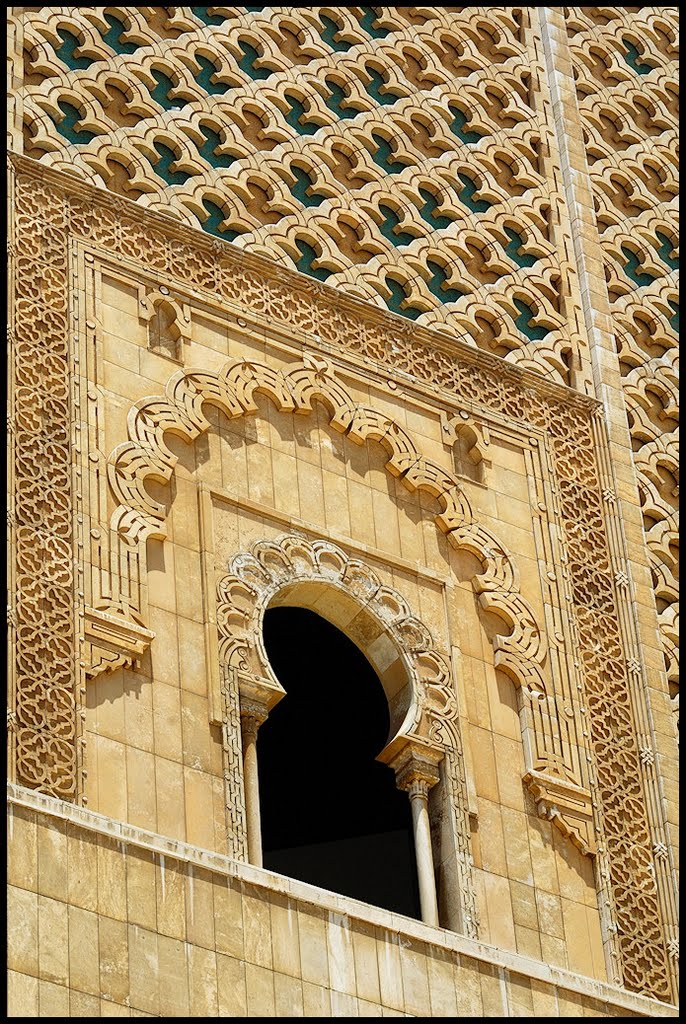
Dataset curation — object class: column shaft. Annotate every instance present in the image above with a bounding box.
[409,786,439,928]
[241,717,263,867]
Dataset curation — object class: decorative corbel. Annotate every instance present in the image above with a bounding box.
[523,769,596,856]
[84,606,155,678]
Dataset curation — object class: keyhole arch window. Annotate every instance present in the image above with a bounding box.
[216,533,475,933]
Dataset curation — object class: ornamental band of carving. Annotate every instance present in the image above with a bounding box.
[8,156,673,1001]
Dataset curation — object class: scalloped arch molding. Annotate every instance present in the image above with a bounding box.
[101,352,595,854]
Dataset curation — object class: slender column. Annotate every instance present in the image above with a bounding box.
[240,708,266,867]
[236,673,286,867]
[406,778,439,928]
[379,736,443,928]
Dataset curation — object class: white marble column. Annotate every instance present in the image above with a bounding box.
[379,736,443,928]
[236,672,286,867]
[240,708,266,867]
[407,778,439,927]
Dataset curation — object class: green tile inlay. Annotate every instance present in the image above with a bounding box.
[195,55,232,96]
[385,277,422,319]
[150,69,186,110]
[448,104,483,144]
[202,198,239,239]
[295,239,331,281]
[621,245,659,287]
[191,7,226,26]
[457,172,492,213]
[514,298,548,340]
[372,133,408,174]
[365,67,402,105]
[621,37,654,75]
[357,7,390,39]
[426,260,467,303]
[237,39,272,80]
[377,204,414,246]
[319,14,352,52]
[324,79,363,119]
[668,300,679,333]
[284,95,320,135]
[418,187,454,230]
[54,28,93,71]
[290,166,326,207]
[101,13,138,54]
[504,227,537,268]
[197,125,236,169]
[656,231,679,271]
[153,142,192,185]
[54,100,97,145]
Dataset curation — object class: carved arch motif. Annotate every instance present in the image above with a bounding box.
[215,531,478,935]
[101,353,593,853]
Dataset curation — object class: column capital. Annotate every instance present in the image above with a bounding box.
[377,735,443,794]
[236,670,285,724]
[240,701,268,739]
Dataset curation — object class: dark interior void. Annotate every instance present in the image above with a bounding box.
[259,606,421,919]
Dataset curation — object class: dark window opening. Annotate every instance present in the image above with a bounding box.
[259,605,421,919]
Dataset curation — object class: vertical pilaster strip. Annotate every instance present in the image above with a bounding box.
[221,666,249,861]
[11,168,80,801]
[7,141,18,783]
[538,7,678,1002]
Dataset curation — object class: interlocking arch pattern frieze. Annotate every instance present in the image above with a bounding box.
[215,532,478,934]
[13,5,591,387]
[566,6,679,727]
[8,158,672,1001]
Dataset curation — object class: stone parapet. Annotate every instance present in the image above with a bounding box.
[7,784,679,1018]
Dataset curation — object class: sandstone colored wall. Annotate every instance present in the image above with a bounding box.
[7,5,678,1014]
[7,788,676,1018]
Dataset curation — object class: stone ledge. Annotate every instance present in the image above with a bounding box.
[7,783,679,1018]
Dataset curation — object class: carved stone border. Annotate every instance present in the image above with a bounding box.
[102,350,600,853]
[8,155,672,1000]
[215,531,478,935]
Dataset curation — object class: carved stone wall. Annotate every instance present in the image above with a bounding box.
[6,5,678,1013]
[11,6,591,387]
[564,7,679,720]
[8,155,676,1001]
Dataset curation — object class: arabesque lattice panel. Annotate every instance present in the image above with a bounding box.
[565,5,679,723]
[15,5,590,385]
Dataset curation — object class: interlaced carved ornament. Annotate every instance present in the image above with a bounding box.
[13,5,590,386]
[8,153,672,1000]
[566,6,679,726]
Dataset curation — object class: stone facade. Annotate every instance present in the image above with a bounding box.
[7,6,678,1018]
